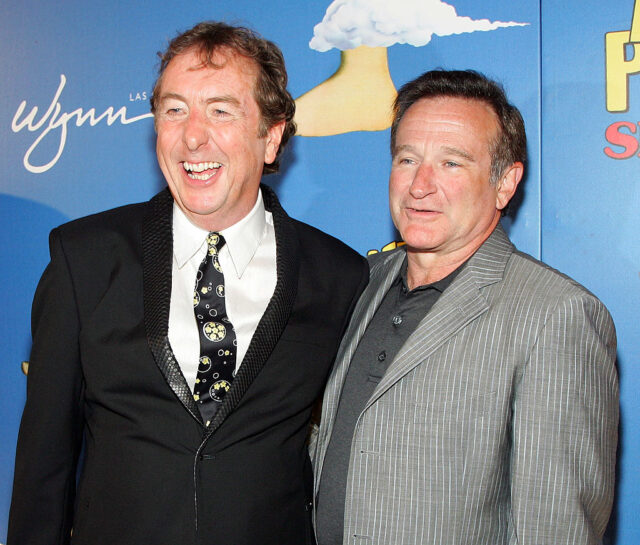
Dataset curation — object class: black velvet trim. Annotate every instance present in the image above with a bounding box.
[142,189,203,424]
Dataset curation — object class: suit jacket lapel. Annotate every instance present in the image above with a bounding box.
[314,248,404,482]
[323,249,404,417]
[206,184,300,433]
[364,224,514,410]
[143,186,300,432]
[142,189,203,424]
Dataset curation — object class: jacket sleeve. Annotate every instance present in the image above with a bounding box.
[8,228,85,545]
[509,292,618,544]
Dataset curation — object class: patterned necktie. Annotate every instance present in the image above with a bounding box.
[193,232,237,425]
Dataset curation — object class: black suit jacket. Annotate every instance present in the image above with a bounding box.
[8,186,368,545]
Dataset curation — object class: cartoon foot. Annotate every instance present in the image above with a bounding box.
[295,46,397,136]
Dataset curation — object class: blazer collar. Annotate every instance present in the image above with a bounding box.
[142,185,299,432]
[314,245,405,482]
[314,226,516,492]
[142,189,202,422]
[365,224,514,409]
[317,225,514,455]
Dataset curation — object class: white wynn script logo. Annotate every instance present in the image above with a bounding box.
[11,74,153,174]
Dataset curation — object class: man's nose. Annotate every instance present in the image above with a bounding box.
[183,111,209,151]
[409,163,436,198]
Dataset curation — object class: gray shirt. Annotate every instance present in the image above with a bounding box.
[316,258,461,545]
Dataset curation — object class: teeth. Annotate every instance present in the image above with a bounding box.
[183,161,222,172]
[189,172,214,181]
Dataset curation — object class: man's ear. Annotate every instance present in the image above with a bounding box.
[495,162,524,211]
[264,120,286,165]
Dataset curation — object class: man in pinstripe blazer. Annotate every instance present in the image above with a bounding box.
[313,70,618,545]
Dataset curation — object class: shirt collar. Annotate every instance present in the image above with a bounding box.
[172,188,267,278]
[399,254,465,294]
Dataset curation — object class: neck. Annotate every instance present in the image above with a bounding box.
[406,254,464,290]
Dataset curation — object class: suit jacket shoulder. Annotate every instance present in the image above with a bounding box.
[54,197,149,240]
[488,228,614,331]
[292,218,368,277]
[43,192,167,320]
[508,246,604,300]
[261,183,368,321]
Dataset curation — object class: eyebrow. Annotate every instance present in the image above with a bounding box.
[158,93,241,108]
[392,144,417,157]
[392,144,475,162]
[157,92,186,103]
[206,95,241,106]
[441,146,475,162]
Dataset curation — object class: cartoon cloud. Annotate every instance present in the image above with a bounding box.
[295,0,528,136]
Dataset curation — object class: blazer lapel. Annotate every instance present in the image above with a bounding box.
[364,224,515,410]
[206,184,300,434]
[313,248,405,482]
[323,249,404,418]
[142,189,203,424]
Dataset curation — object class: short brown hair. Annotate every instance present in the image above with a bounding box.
[151,21,296,175]
[391,70,526,184]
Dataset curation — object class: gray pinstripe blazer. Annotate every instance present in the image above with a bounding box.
[312,224,618,545]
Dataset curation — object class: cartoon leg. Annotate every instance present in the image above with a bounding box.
[295,46,397,136]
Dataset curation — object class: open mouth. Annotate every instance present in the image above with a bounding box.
[183,161,223,180]
[406,207,441,218]
[409,207,437,213]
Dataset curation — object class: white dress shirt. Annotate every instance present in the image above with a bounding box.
[168,189,277,391]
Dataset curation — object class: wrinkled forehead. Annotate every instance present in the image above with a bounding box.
[188,45,258,77]
[399,96,500,143]
[158,46,260,96]
[410,95,498,123]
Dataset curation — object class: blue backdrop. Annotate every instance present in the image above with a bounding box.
[0,1,636,543]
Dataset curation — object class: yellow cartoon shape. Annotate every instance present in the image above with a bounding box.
[367,240,406,256]
[296,46,396,136]
[295,0,527,136]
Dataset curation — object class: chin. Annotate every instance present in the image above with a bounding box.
[399,228,441,250]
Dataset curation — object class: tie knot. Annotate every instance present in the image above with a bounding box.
[206,232,225,255]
